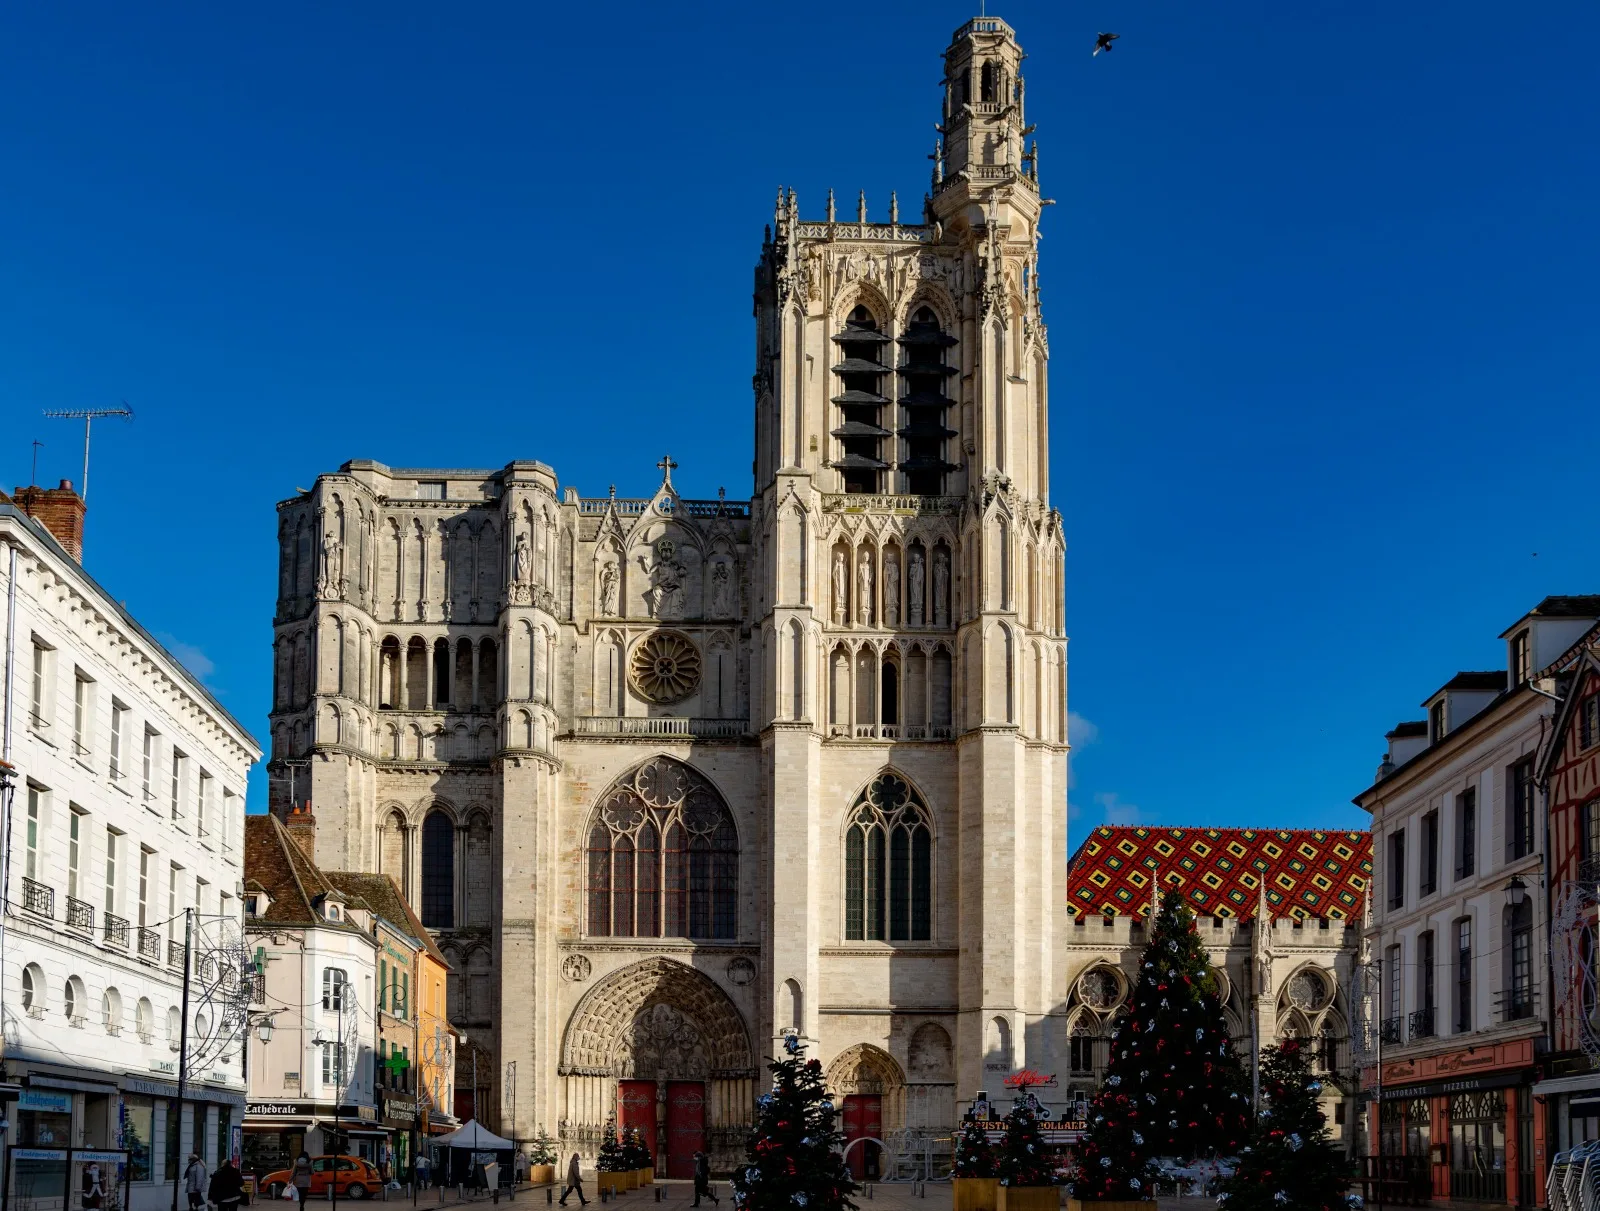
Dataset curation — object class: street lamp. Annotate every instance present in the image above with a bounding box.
[1507,875,1529,908]
[255,1017,276,1045]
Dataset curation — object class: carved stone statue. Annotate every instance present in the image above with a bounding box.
[907,549,925,627]
[317,531,341,598]
[856,551,874,626]
[598,561,619,616]
[710,558,733,617]
[883,554,900,628]
[832,550,848,624]
[638,539,687,621]
[514,533,531,584]
[932,550,949,628]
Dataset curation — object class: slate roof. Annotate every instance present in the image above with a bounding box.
[325,871,451,968]
[1067,826,1373,922]
[1436,670,1508,695]
[243,814,365,937]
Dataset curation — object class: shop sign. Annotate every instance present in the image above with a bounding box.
[149,1060,177,1076]
[19,1091,73,1114]
[11,1149,68,1161]
[74,1152,127,1166]
[1378,1069,1530,1101]
[248,1102,310,1117]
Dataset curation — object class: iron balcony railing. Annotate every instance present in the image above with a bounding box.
[103,913,129,946]
[66,896,95,932]
[168,939,185,969]
[1496,986,1538,1023]
[21,877,54,918]
[1409,1006,1436,1040]
[1581,855,1600,885]
[137,927,161,962]
[1379,1017,1404,1045]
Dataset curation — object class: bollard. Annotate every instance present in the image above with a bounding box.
[546,1192,553,1205]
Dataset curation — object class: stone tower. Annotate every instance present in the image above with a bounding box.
[266,14,1067,1174]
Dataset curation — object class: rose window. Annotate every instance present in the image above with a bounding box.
[630,630,702,704]
[1077,968,1120,1011]
[1288,970,1328,1011]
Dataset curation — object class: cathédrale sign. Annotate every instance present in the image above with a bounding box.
[247,1102,375,1119]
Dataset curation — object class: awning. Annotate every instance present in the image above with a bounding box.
[431,1120,514,1150]
[1533,1073,1600,1098]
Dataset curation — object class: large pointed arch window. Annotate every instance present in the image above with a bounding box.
[845,772,932,941]
[585,757,737,940]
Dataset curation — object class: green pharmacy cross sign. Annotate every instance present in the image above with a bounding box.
[385,1051,410,1080]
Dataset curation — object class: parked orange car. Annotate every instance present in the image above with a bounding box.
[259,1156,382,1200]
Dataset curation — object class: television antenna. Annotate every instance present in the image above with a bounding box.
[40,403,134,502]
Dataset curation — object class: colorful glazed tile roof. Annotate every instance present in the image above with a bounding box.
[1067,827,1373,921]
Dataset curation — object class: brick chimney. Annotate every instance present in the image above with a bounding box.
[284,801,318,863]
[13,480,86,562]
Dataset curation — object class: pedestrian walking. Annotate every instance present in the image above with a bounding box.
[291,1153,313,1202]
[558,1154,588,1207]
[184,1154,209,1211]
[414,1154,432,1190]
[209,1158,245,1211]
[692,1152,718,1208]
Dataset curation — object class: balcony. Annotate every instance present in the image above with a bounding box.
[573,716,747,739]
[1581,855,1600,885]
[1408,1006,1436,1041]
[103,914,129,946]
[1496,987,1538,1023]
[168,939,186,969]
[137,927,161,962]
[66,897,95,932]
[22,877,54,918]
[1379,1017,1404,1045]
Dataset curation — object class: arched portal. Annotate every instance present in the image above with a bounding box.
[825,1044,907,1181]
[560,958,755,1180]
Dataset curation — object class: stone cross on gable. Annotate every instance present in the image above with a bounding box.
[657,455,677,487]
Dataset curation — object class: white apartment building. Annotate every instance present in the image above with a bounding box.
[241,810,380,1182]
[0,488,260,1211]
[1355,595,1600,1209]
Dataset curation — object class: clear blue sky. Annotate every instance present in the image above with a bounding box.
[3,1,1597,837]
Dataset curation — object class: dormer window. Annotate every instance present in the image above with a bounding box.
[326,902,341,922]
[1511,630,1531,685]
[244,895,259,918]
[1581,693,1600,751]
[1430,700,1446,745]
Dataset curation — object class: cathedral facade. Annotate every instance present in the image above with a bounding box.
[267,16,1068,1176]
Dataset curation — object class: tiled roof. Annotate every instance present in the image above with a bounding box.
[243,814,363,936]
[325,871,451,968]
[1067,826,1373,922]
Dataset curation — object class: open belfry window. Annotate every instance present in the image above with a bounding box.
[831,305,893,494]
[898,306,959,495]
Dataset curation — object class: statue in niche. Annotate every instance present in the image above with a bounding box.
[856,551,874,626]
[933,550,950,628]
[598,560,619,616]
[710,558,734,618]
[832,550,848,624]
[638,538,687,621]
[883,554,900,628]
[907,549,925,628]
[317,530,341,599]
[514,532,531,584]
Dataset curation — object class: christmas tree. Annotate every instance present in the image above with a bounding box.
[622,1127,651,1171]
[951,1116,998,1178]
[528,1127,557,1166]
[596,1119,626,1173]
[1217,1039,1353,1211]
[732,1035,858,1211]
[1071,893,1250,1200]
[996,1093,1061,1188]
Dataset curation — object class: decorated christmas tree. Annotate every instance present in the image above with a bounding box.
[1070,892,1250,1201]
[732,1035,858,1211]
[1216,1039,1353,1211]
[622,1126,651,1171]
[596,1119,626,1173]
[528,1127,558,1166]
[951,1115,999,1178]
[996,1093,1061,1188]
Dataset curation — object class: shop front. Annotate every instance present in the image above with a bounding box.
[1532,1071,1600,1159]
[381,1093,418,1183]
[242,1101,382,1185]
[1365,1038,1542,1207]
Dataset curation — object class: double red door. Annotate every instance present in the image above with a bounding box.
[618,1080,657,1165]
[665,1082,706,1180]
[841,1095,882,1179]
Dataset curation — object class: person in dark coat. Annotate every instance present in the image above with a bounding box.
[209,1160,245,1211]
[558,1154,588,1207]
[692,1152,718,1208]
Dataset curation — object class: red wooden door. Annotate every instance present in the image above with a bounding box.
[841,1095,882,1179]
[665,1082,706,1180]
[618,1080,657,1167]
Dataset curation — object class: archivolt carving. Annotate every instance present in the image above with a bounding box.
[825,1043,904,1096]
[560,957,752,1078]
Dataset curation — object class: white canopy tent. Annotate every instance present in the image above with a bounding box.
[431,1120,515,1151]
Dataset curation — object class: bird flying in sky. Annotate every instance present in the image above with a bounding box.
[1094,32,1120,56]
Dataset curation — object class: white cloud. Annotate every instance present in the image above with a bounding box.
[1067,711,1099,748]
[1094,791,1142,826]
[156,633,216,682]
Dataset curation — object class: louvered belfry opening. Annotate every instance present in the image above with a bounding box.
[898,306,959,496]
[831,305,893,494]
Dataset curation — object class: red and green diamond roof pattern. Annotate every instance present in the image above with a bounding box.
[1067,826,1373,921]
